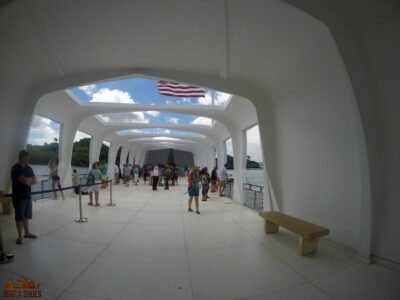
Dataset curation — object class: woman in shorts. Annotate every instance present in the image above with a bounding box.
[187,166,200,214]
[48,159,65,200]
[87,162,103,207]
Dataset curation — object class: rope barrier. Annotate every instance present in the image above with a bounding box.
[3,180,113,198]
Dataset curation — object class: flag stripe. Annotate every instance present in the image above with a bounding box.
[158,81,205,97]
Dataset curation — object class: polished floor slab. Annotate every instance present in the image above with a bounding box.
[0,179,399,299]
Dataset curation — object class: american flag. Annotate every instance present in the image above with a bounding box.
[157,81,205,98]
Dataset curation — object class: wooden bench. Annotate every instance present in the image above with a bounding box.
[259,211,329,256]
[0,191,13,215]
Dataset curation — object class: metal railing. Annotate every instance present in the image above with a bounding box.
[223,180,264,212]
[30,174,88,201]
[243,183,264,212]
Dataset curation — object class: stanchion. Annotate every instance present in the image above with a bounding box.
[0,227,14,264]
[107,181,115,206]
[75,185,88,223]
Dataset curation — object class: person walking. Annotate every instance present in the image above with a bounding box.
[219,164,228,196]
[100,161,108,189]
[48,159,65,200]
[87,162,102,207]
[200,167,210,201]
[152,164,159,190]
[72,169,81,195]
[123,164,130,187]
[133,165,139,185]
[164,165,170,190]
[11,150,38,244]
[210,167,218,192]
[187,166,200,214]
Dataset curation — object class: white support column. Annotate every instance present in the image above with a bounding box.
[107,142,120,183]
[89,135,103,167]
[120,146,128,169]
[58,122,80,190]
[216,141,224,170]
[128,149,134,165]
[231,129,246,204]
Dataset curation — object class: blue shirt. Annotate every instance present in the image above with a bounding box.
[219,167,227,181]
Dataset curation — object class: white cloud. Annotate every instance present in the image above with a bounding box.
[78,84,97,95]
[198,91,231,106]
[165,100,174,105]
[98,112,149,123]
[182,98,191,103]
[165,116,179,124]
[74,131,91,142]
[28,115,60,145]
[90,88,149,123]
[190,116,213,126]
[146,111,160,117]
[246,125,263,162]
[90,88,134,104]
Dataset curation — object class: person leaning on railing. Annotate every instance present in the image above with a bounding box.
[11,150,38,245]
[48,159,65,200]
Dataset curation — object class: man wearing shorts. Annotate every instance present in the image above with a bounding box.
[219,164,228,196]
[11,150,37,244]
[187,166,200,214]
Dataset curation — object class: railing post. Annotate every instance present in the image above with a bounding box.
[75,185,88,223]
[107,180,115,206]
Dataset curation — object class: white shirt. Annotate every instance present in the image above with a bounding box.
[153,167,159,176]
[114,165,119,173]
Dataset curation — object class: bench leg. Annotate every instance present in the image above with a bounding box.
[264,219,279,234]
[299,236,320,256]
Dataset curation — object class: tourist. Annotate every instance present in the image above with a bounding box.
[164,165,170,190]
[133,164,139,185]
[87,162,102,206]
[123,164,130,187]
[152,164,159,190]
[48,159,65,200]
[219,163,228,196]
[72,169,81,195]
[11,150,38,244]
[101,160,108,189]
[210,167,218,192]
[143,166,147,183]
[187,166,201,214]
[200,167,210,201]
[114,164,120,184]
[205,168,211,199]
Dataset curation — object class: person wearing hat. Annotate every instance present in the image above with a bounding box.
[187,166,201,214]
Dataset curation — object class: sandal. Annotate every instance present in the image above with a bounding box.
[188,208,193,212]
[88,202,93,206]
[196,211,200,215]
[95,203,100,207]
[16,238,23,245]
[24,233,37,239]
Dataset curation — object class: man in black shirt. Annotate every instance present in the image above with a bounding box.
[11,150,37,244]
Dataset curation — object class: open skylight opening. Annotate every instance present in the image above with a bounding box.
[70,78,232,108]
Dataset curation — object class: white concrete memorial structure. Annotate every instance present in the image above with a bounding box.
[0,0,399,299]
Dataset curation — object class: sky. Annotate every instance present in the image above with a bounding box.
[27,78,263,163]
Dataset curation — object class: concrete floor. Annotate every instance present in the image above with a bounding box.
[0,180,399,300]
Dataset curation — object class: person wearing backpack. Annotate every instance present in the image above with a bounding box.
[87,162,103,207]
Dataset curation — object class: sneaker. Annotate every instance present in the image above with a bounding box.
[88,202,93,206]
[188,208,193,212]
[196,211,200,215]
